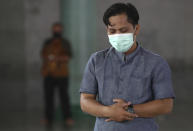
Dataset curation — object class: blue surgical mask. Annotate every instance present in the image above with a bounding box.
[108,33,135,53]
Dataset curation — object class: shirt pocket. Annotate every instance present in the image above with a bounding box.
[125,76,148,100]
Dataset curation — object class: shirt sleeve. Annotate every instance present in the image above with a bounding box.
[79,53,98,94]
[152,58,176,100]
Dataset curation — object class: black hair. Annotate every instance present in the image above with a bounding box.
[103,3,139,27]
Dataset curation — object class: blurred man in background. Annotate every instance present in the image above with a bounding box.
[41,23,73,127]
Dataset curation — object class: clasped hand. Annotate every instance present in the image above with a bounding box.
[105,99,138,122]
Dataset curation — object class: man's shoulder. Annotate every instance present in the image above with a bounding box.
[43,38,54,46]
[90,48,111,60]
[140,47,168,65]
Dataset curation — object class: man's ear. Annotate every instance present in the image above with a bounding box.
[106,26,108,31]
[134,24,140,36]
[106,26,110,35]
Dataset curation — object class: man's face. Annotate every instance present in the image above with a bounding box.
[52,25,63,34]
[107,13,139,35]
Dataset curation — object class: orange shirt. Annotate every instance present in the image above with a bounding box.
[41,37,72,77]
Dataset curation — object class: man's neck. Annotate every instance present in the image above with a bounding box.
[124,41,137,55]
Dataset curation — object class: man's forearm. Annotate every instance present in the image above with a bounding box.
[80,94,109,118]
[133,98,173,118]
[80,94,138,122]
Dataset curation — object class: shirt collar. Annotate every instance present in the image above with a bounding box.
[112,42,141,63]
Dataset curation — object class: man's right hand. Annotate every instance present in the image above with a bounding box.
[106,99,138,122]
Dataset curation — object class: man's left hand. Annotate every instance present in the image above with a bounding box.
[105,99,138,122]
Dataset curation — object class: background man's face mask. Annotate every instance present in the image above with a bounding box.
[108,33,135,53]
[53,32,62,38]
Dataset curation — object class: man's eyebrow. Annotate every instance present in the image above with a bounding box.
[108,28,116,30]
[119,27,129,30]
[108,27,128,30]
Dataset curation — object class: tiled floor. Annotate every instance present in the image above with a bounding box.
[0,101,193,131]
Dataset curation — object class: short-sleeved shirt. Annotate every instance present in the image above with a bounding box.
[80,43,175,131]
